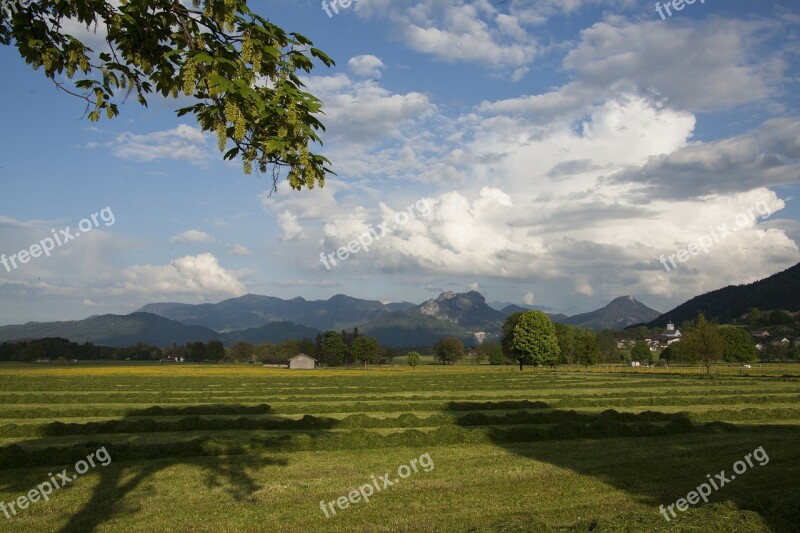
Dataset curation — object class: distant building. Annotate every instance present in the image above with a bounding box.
[34,358,50,364]
[750,331,771,339]
[288,354,317,370]
[660,322,682,346]
[166,355,185,363]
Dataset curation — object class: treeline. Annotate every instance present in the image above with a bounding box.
[221,329,389,365]
[0,338,158,362]
[473,324,620,367]
[0,333,419,366]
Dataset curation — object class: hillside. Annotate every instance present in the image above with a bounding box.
[649,262,800,327]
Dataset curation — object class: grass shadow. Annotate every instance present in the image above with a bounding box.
[447,401,800,532]
[0,403,339,532]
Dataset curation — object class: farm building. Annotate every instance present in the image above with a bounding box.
[288,354,317,369]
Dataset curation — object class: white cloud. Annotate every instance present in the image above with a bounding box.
[228,244,252,256]
[114,253,245,300]
[170,229,212,243]
[523,292,535,305]
[277,211,305,241]
[110,125,212,165]
[355,0,537,74]
[563,18,784,112]
[348,55,385,78]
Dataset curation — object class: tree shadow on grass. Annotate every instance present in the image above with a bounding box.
[446,401,800,532]
[0,404,340,532]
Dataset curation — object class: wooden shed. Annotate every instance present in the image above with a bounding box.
[288,354,317,370]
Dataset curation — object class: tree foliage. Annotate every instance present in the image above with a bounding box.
[502,311,560,370]
[1,0,335,190]
[554,324,601,366]
[406,351,421,369]
[677,313,725,372]
[351,335,380,364]
[630,340,651,362]
[433,337,464,365]
[719,327,758,363]
[478,341,505,365]
[317,330,347,366]
[227,341,255,362]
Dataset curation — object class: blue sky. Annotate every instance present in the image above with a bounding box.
[1,0,800,325]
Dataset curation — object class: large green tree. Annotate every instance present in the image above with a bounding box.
[502,311,560,371]
[1,0,334,190]
[433,337,464,365]
[679,313,725,373]
[720,327,758,363]
[351,336,380,365]
[319,330,347,366]
[207,340,225,361]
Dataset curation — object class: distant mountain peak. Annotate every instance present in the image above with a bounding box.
[417,291,502,329]
[563,296,661,330]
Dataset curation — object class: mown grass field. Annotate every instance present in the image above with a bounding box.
[0,363,798,532]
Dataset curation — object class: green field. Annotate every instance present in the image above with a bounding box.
[0,364,798,532]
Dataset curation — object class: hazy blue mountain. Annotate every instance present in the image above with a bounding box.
[138,293,402,332]
[563,296,661,330]
[0,313,221,347]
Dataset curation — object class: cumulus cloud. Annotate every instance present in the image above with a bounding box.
[348,55,385,78]
[170,229,212,243]
[306,74,436,145]
[277,211,305,241]
[114,253,245,300]
[355,0,537,75]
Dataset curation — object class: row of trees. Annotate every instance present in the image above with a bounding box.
[423,311,567,370]
[661,314,799,369]
[0,338,163,362]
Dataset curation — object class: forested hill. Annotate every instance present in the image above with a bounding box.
[649,262,800,326]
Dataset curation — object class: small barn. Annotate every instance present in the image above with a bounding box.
[288,354,317,370]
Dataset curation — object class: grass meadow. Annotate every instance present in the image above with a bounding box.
[0,363,798,532]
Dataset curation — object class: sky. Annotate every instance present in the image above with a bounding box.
[1,0,800,325]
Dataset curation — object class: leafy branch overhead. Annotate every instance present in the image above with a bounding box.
[0,0,335,190]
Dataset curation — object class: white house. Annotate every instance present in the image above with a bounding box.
[660,322,682,346]
[288,354,317,370]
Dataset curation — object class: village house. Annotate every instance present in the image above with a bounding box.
[660,322,682,346]
[263,354,318,369]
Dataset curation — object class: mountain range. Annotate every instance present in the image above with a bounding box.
[2,262,796,348]
[0,291,660,348]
